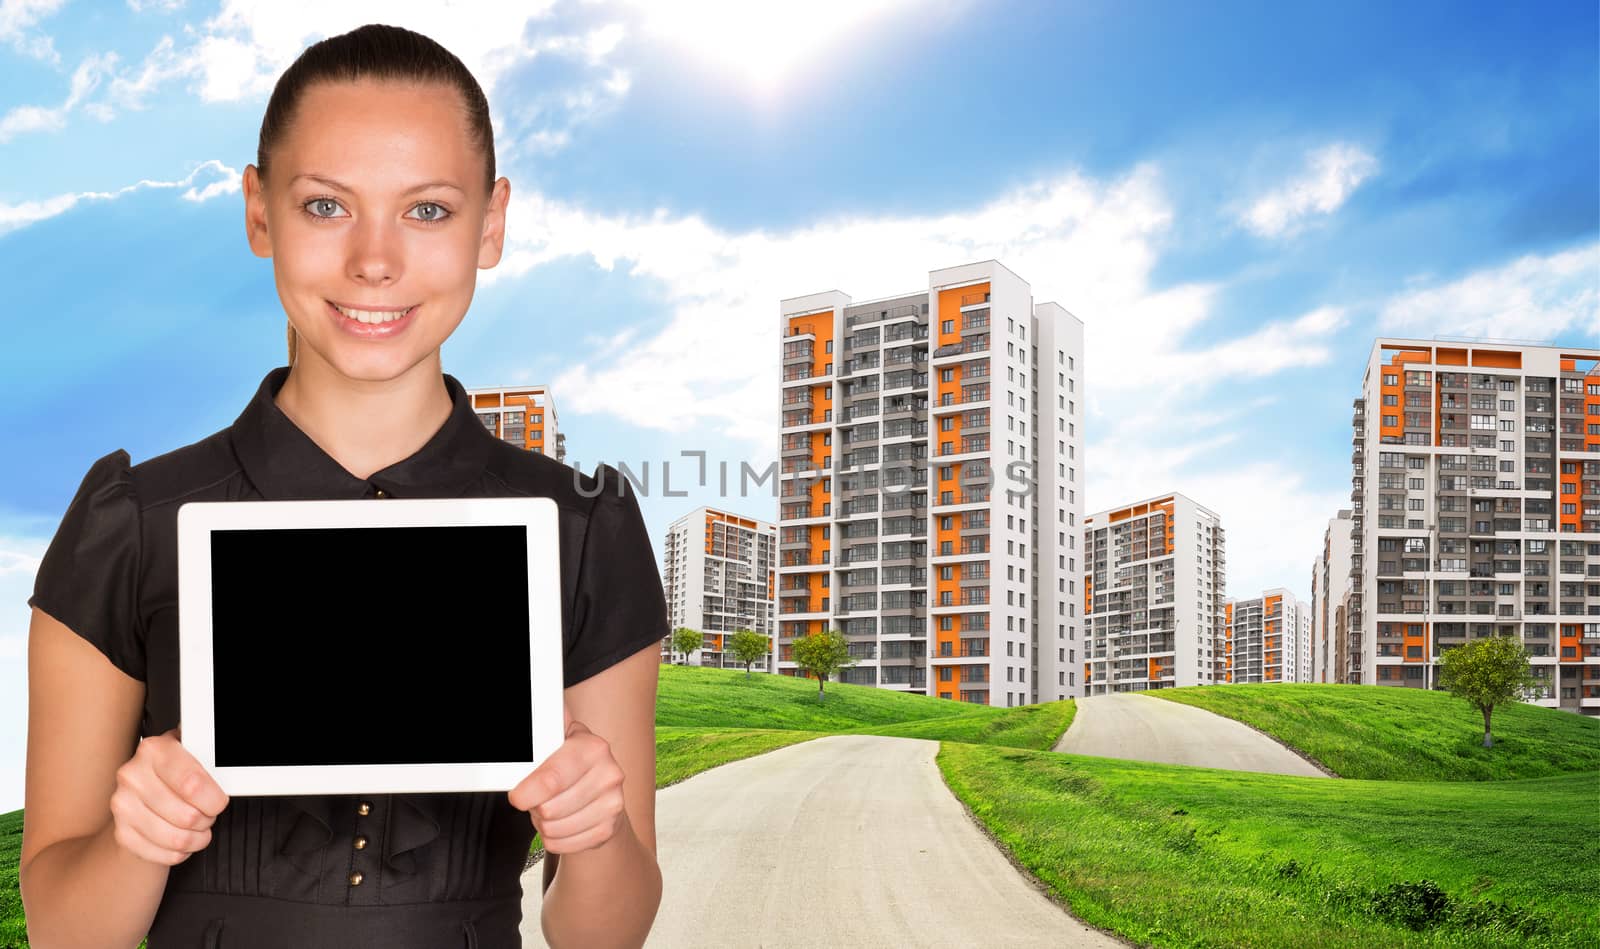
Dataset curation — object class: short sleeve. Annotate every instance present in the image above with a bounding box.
[564,463,669,688]
[27,449,146,682]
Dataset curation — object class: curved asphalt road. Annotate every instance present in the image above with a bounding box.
[1054,693,1329,777]
[519,733,1122,948]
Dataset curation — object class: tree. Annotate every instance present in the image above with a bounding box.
[671,626,704,666]
[728,629,770,678]
[790,628,856,701]
[1437,635,1540,748]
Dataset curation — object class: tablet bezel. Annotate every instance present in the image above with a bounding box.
[177,496,564,795]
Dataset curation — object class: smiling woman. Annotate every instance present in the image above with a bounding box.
[19,22,665,949]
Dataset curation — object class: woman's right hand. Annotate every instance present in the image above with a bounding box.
[108,725,230,865]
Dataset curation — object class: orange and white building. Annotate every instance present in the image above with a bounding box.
[1082,493,1226,693]
[1347,338,1600,714]
[1223,588,1311,683]
[466,383,565,462]
[662,506,777,671]
[777,260,1086,706]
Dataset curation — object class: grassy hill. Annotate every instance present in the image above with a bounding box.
[1148,684,1600,781]
[941,745,1596,947]
[658,664,1075,751]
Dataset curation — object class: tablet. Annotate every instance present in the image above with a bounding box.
[176,496,564,796]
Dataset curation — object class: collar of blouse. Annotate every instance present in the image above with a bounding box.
[229,366,495,500]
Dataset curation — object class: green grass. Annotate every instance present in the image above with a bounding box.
[0,810,21,949]
[839,697,1075,749]
[655,663,1013,731]
[939,742,1599,948]
[10,669,1596,949]
[1148,684,1600,781]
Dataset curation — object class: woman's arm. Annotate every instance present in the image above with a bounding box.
[19,606,167,947]
[516,641,662,949]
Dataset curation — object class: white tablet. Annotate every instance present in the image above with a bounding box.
[176,496,564,796]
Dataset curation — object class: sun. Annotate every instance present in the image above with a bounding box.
[620,0,925,99]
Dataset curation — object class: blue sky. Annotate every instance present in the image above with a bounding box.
[1,0,1596,811]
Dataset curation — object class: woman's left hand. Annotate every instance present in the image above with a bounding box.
[508,703,631,854]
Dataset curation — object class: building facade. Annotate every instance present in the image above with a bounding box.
[1082,493,1226,693]
[777,260,1086,706]
[1348,339,1600,714]
[466,383,565,463]
[1224,588,1311,683]
[662,507,777,671]
[1311,510,1355,683]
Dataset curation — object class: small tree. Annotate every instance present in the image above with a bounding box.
[729,629,770,678]
[671,626,704,666]
[1437,635,1540,748]
[790,627,856,701]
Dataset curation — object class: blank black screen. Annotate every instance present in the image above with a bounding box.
[209,525,534,767]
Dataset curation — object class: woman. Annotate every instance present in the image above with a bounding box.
[18,23,665,949]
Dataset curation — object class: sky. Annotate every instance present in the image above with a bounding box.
[1,0,1596,812]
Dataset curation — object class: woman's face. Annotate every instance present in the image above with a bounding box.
[243,78,509,382]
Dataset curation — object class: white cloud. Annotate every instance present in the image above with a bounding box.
[0,159,239,237]
[0,0,65,62]
[0,51,119,143]
[1379,241,1600,342]
[1240,143,1378,238]
[4,3,628,157]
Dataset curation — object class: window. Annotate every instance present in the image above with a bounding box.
[941,319,954,333]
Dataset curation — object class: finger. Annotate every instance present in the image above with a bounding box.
[541,817,620,855]
[535,785,624,842]
[110,816,194,866]
[148,739,230,817]
[120,760,214,832]
[111,786,212,858]
[530,756,618,825]
[509,754,571,813]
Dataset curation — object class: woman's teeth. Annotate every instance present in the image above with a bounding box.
[334,303,414,323]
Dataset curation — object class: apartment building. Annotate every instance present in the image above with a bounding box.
[1347,339,1600,714]
[466,383,565,462]
[1082,493,1227,693]
[662,507,777,670]
[777,260,1086,706]
[1224,588,1311,683]
[1311,510,1355,683]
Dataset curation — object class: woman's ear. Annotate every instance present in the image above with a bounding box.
[243,164,273,259]
[477,176,510,269]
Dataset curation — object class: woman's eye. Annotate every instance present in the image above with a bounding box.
[409,202,451,224]
[303,198,345,219]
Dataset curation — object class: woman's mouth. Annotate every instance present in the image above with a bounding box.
[326,300,418,338]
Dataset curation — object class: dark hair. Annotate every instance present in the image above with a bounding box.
[257,23,496,365]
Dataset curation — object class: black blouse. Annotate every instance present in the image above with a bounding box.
[27,366,669,949]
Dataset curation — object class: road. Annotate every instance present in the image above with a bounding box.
[519,734,1123,948]
[1053,693,1330,777]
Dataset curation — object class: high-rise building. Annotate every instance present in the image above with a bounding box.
[777,260,1086,706]
[1082,493,1226,693]
[1224,588,1311,683]
[1311,509,1355,683]
[1348,338,1600,714]
[662,507,777,671]
[466,383,565,463]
